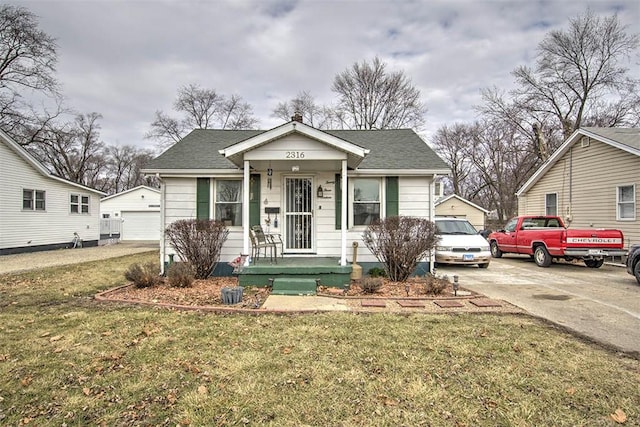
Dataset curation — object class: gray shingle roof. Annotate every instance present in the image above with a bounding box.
[582,127,640,152]
[146,127,450,171]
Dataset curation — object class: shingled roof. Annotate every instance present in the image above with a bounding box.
[145,127,450,172]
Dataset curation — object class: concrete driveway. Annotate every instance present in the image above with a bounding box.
[437,256,640,356]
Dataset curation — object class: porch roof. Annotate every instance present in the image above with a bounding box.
[144,124,450,174]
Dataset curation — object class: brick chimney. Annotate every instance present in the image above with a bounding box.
[291,112,303,123]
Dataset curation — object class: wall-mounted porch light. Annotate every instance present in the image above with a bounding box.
[317,185,324,198]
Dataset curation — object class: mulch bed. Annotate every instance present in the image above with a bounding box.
[103,275,477,310]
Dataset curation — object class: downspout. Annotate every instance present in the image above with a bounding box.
[158,174,166,274]
[243,160,250,256]
[340,159,347,266]
[567,147,573,224]
[430,174,438,273]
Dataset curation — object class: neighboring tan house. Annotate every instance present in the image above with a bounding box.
[516,127,639,248]
[143,117,450,274]
[0,129,105,255]
[100,185,161,241]
[435,194,489,231]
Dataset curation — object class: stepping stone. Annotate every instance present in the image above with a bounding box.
[397,300,425,308]
[470,299,503,307]
[361,299,387,307]
[434,300,464,308]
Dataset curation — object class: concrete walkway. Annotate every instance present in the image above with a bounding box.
[262,295,351,311]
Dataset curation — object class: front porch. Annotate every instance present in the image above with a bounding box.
[238,257,352,295]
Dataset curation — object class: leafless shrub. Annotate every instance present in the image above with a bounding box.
[167,262,195,288]
[165,219,229,279]
[362,216,438,282]
[125,262,161,288]
[361,277,383,294]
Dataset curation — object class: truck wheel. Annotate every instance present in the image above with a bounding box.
[490,241,502,258]
[633,261,640,285]
[534,246,552,267]
[584,259,604,268]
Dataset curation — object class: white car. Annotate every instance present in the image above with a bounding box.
[434,218,491,268]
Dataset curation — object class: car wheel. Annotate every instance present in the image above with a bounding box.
[490,241,502,258]
[585,259,604,268]
[534,245,552,267]
[634,261,640,285]
[478,262,490,269]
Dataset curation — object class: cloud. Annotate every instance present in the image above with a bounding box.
[14,0,640,148]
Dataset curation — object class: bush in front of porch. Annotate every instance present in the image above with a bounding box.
[165,219,229,279]
[362,216,438,282]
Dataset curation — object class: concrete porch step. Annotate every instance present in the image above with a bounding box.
[271,278,318,296]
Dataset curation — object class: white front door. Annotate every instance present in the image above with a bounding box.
[284,177,314,253]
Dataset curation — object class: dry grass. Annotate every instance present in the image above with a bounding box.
[0,251,638,426]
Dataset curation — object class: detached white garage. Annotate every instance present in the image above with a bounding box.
[100,186,161,241]
[121,211,161,241]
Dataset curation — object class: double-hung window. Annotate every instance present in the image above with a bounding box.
[617,184,636,220]
[23,189,46,211]
[70,194,90,214]
[545,193,557,216]
[352,178,380,226]
[214,180,242,226]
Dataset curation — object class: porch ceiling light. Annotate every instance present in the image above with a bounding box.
[291,165,300,172]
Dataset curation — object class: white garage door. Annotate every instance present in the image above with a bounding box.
[121,211,161,241]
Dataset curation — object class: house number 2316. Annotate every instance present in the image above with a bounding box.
[285,151,305,159]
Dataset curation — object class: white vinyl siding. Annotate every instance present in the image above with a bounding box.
[0,140,101,251]
[617,185,636,220]
[517,138,639,247]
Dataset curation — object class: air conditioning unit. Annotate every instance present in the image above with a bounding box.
[580,136,590,148]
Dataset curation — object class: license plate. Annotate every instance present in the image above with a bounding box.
[588,249,604,255]
[463,254,474,261]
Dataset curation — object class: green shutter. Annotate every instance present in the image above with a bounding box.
[196,178,210,220]
[249,174,261,226]
[335,174,342,229]
[386,176,399,217]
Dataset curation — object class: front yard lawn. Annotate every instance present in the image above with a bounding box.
[0,252,638,426]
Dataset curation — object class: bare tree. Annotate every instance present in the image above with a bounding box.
[430,123,475,197]
[483,11,639,161]
[106,145,157,194]
[32,112,109,189]
[271,90,339,128]
[146,84,259,148]
[468,120,539,221]
[332,56,426,130]
[0,5,61,142]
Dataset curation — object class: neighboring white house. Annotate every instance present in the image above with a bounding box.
[0,129,105,255]
[435,194,489,231]
[143,116,451,274]
[516,127,639,248]
[100,186,161,241]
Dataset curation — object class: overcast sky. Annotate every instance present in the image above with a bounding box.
[15,0,640,150]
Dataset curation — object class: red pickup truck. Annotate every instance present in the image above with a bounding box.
[488,216,626,268]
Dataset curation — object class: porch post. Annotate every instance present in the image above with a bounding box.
[243,160,250,256]
[340,159,347,266]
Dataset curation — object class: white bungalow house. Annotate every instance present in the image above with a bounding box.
[435,194,489,231]
[0,129,105,255]
[100,185,161,241]
[516,127,639,248]
[143,116,450,278]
